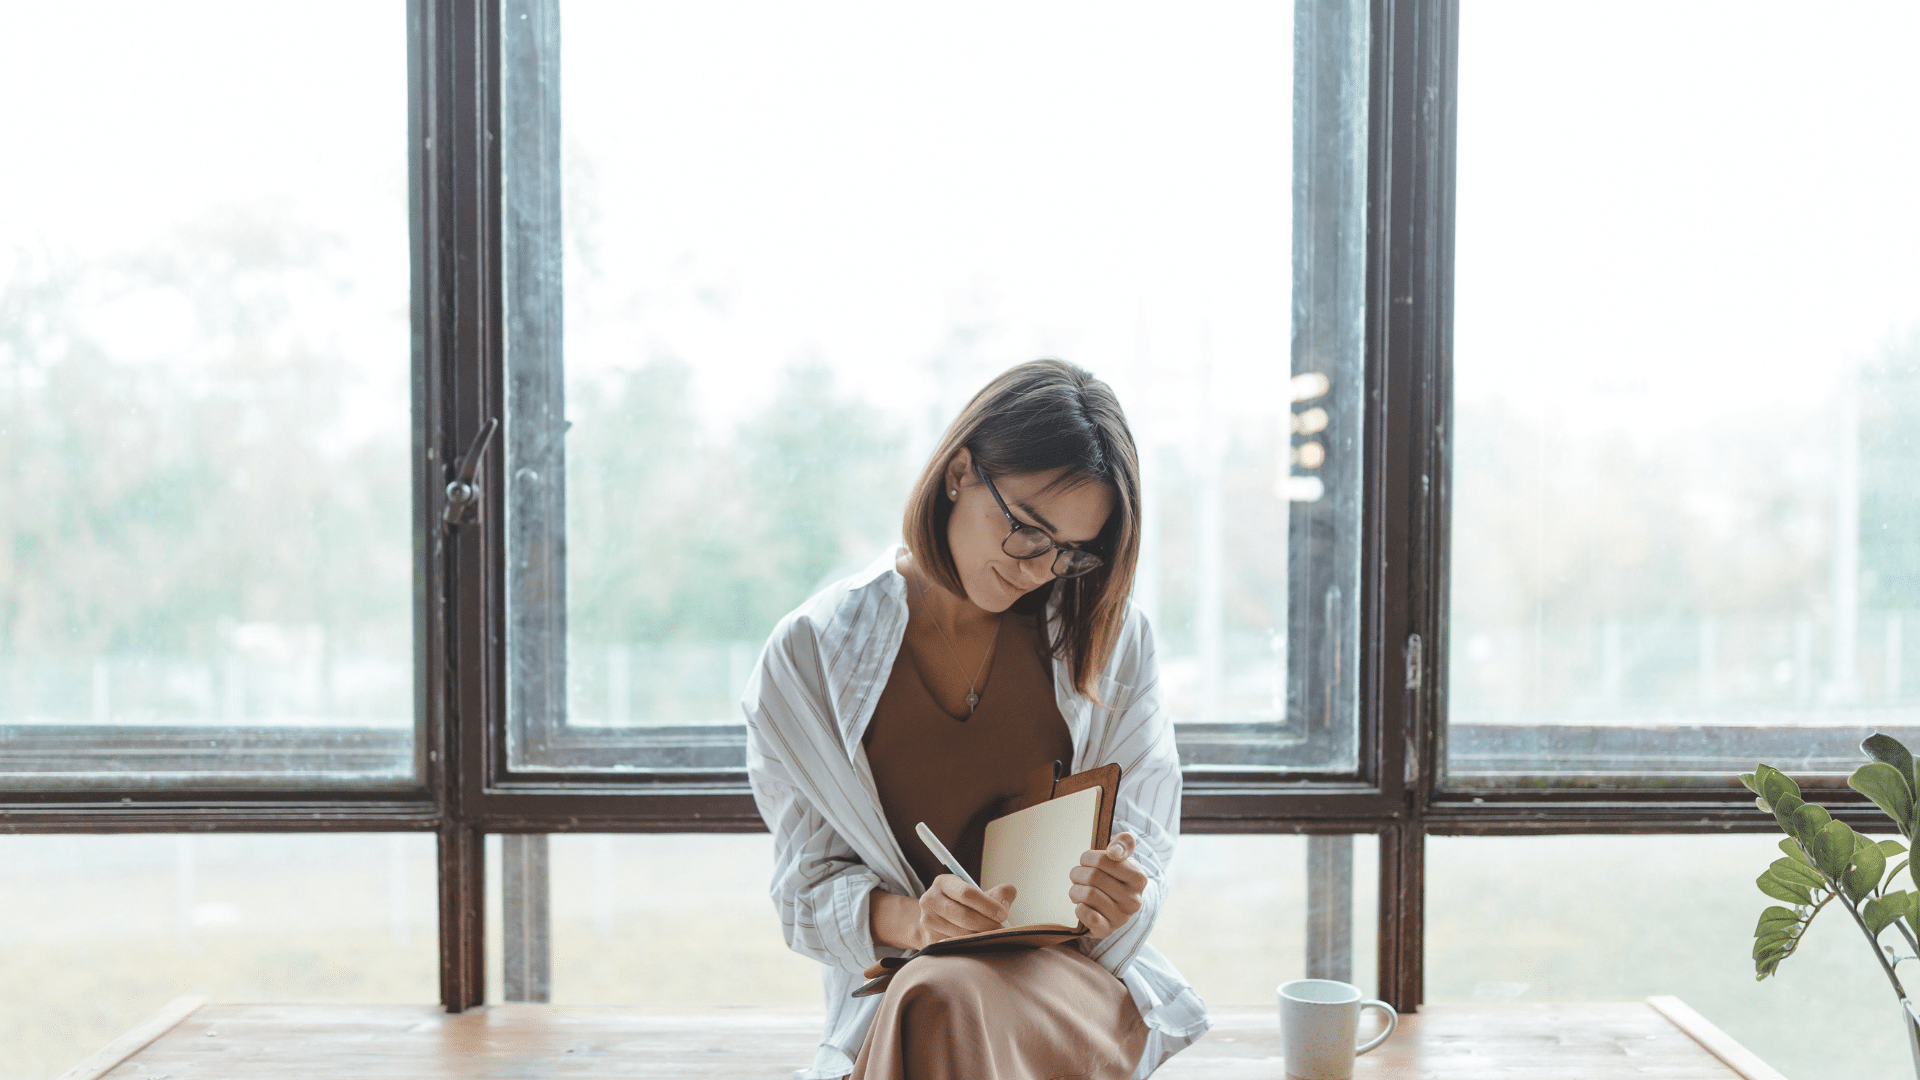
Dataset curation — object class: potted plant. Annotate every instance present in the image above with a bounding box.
[1746,733,1920,1076]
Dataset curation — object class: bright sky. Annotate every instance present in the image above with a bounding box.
[1456,1,1920,430]
[5,1,1915,455]
[556,0,1297,451]
[0,1,408,449]
[6,1,1910,732]
[1,0,1303,457]
[0,3,403,259]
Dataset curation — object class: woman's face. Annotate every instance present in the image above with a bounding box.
[941,449,1115,613]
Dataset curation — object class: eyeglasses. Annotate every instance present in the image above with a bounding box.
[973,464,1106,579]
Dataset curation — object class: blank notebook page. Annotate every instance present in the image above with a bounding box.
[980,784,1102,928]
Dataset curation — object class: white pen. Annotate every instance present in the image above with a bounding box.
[915,821,1010,927]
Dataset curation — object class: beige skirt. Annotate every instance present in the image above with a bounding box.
[849,944,1148,1080]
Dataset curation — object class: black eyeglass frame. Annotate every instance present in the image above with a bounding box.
[972,463,1106,579]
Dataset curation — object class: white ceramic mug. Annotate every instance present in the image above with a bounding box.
[1277,978,1397,1080]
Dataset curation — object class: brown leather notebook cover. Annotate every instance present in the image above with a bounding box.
[853,759,1122,997]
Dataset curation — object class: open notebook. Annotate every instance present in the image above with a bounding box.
[854,760,1120,997]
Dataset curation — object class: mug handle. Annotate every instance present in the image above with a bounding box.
[1355,999,1398,1055]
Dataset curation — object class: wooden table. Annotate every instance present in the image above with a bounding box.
[62,996,1783,1080]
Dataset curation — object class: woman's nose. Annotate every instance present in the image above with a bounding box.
[1015,557,1054,586]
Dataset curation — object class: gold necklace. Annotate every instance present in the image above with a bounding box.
[911,568,1002,714]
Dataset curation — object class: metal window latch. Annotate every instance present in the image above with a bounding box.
[442,417,500,530]
[1404,633,1425,785]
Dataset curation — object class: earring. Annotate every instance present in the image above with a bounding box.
[949,489,958,498]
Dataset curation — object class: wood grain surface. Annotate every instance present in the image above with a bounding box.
[56,995,205,1080]
[1156,1002,1749,1079]
[1647,995,1791,1080]
[94,1000,1757,1079]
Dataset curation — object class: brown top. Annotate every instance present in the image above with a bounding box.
[863,610,1074,889]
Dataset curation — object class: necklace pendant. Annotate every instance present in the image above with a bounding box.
[965,691,980,710]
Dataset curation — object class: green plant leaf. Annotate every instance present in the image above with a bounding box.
[1756,931,1796,978]
[1848,835,1887,902]
[1851,762,1915,828]
[1770,857,1826,890]
[1753,930,1795,958]
[1813,819,1858,877]
[1758,870,1814,905]
[1881,840,1908,856]
[1758,764,1800,807]
[1778,838,1816,867]
[1862,734,1918,802]
[1790,801,1829,845]
[1754,933,1796,976]
[1775,794,1810,838]
[1865,895,1905,935]
[1757,904,1800,930]
[1895,859,1912,886]
[1740,772,1763,796]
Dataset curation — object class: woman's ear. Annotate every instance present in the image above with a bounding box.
[944,447,974,500]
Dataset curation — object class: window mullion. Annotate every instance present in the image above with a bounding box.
[423,0,504,1014]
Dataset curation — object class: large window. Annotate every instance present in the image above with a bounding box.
[0,2,416,788]
[1446,1,1920,789]
[499,0,1372,782]
[0,0,1453,1036]
[48,0,1896,1059]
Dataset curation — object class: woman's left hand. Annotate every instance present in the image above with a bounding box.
[1069,832,1147,939]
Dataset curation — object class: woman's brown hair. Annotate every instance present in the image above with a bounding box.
[902,359,1141,700]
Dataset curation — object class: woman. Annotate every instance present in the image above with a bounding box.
[743,359,1208,1079]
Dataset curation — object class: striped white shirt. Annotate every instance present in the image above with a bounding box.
[742,546,1211,1079]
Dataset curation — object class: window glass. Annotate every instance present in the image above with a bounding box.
[502,0,1369,777]
[0,833,436,1080]
[507,832,1376,1012]
[486,834,818,1006]
[1428,834,1903,1080]
[1448,2,1920,785]
[1150,833,1380,1006]
[0,2,415,787]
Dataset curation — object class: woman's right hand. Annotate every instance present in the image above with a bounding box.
[912,876,1016,949]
